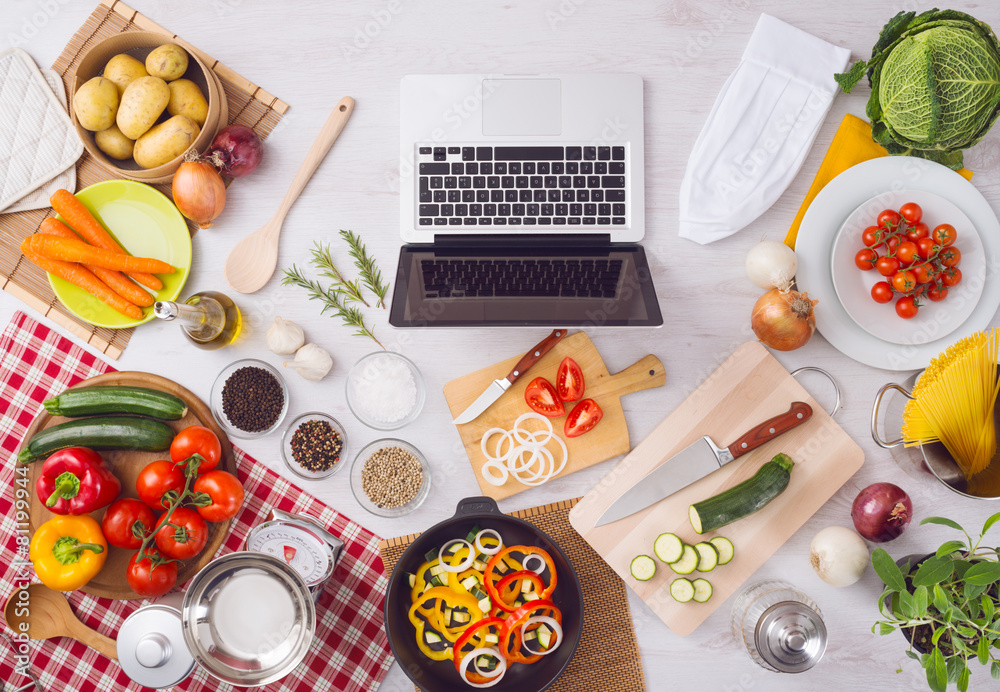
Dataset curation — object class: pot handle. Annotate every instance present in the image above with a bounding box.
[790,367,841,418]
[454,496,502,517]
[871,382,913,449]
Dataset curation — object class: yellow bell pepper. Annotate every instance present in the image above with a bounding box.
[29,514,107,591]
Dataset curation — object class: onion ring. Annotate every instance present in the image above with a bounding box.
[473,650,505,678]
[522,554,546,575]
[475,529,503,556]
[481,428,512,462]
[512,412,555,446]
[519,615,563,656]
[480,459,508,486]
[459,647,508,687]
[478,413,569,488]
[438,539,475,573]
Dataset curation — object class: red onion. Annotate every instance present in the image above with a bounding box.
[851,482,912,542]
[205,125,263,177]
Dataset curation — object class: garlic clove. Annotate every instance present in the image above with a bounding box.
[266,316,305,355]
[283,342,333,381]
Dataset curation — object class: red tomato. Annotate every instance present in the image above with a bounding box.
[192,470,245,522]
[941,267,962,287]
[906,221,930,242]
[932,224,957,247]
[102,498,157,550]
[871,282,894,304]
[916,237,938,259]
[891,270,917,293]
[939,246,961,268]
[154,507,208,560]
[862,226,885,248]
[524,377,564,417]
[170,425,222,474]
[136,460,186,510]
[896,241,919,265]
[878,209,902,229]
[127,550,178,598]
[564,399,603,438]
[895,295,919,319]
[876,256,900,277]
[927,285,949,301]
[855,248,878,271]
[899,202,922,224]
[911,263,933,284]
[555,357,585,402]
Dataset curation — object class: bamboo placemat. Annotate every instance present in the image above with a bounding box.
[379,498,648,692]
[0,0,288,359]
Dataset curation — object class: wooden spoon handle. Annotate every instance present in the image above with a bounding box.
[274,96,355,223]
[68,620,119,661]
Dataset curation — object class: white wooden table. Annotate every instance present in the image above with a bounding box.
[4,1,1000,689]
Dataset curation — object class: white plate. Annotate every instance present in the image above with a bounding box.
[830,189,985,345]
[796,156,999,371]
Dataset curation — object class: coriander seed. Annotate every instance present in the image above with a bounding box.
[361,446,422,509]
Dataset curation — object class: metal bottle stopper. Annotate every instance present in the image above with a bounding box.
[754,601,828,673]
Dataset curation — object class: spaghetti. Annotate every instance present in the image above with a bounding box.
[902,329,1000,479]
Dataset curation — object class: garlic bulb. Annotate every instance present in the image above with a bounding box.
[283,343,333,381]
[266,316,305,354]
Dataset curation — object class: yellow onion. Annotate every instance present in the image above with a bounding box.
[751,288,817,351]
[172,158,226,228]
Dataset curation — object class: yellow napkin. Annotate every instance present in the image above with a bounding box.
[784,114,973,249]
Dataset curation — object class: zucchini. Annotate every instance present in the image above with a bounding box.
[630,555,657,581]
[709,537,735,565]
[405,572,416,589]
[18,416,175,464]
[692,578,713,603]
[670,578,694,603]
[689,453,794,534]
[653,533,684,564]
[43,386,188,420]
[693,542,719,572]
[424,548,439,563]
[670,545,699,575]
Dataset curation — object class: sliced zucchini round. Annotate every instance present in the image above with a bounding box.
[630,555,657,581]
[693,542,720,572]
[670,578,694,603]
[709,536,735,565]
[653,532,684,564]
[692,578,713,603]
[670,544,699,575]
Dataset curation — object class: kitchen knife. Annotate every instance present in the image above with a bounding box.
[452,329,567,425]
[593,401,813,527]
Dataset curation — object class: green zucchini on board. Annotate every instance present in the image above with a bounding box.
[630,555,657,581]
[653,533,684,564]
[709,536,735,565]
[693,542,719,572]
[691,578,713,603]
[670,578,695,603]
[43,386,188,420]
[689,453,794,534]
[18,416,175,464]
[670,544,700,575]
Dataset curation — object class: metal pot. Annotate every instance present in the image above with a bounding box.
[117,592,196,689]
[384,496,584,692]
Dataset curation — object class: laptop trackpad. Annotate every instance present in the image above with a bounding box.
[482,79,561,136]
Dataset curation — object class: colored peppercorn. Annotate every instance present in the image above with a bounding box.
[290,419,343,472]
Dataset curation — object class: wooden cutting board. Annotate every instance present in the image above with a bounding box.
[24,371,236,600]
[443,331,665,500]
[569,341,864,636]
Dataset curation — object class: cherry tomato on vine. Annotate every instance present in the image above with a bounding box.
[927,284,949,301]
[102,498,157,550]
[905,221,930,242]
[170,425,222,474]
[896,241,919,265]
[876,256,901,277]
[916,236,938,260]
[524,377,564,417]
[891,270,917,293]
[136,460,185,510]
[939,246,961,268]
[192,470,245,522]
[895,295,919,319]
[855,248,878,271]
[878,209,902,229]
[862,226,886,249]
[911,263,934,284]
[941,267,962,287]
[899,202,923,225]
[871,281,894,304]
[932,224,957,247]
[154,507,208,560]
[127,550,177,598]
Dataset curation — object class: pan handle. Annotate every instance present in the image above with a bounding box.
[871,382,913,449]
[454,496,502,518]
[790,367,841,418]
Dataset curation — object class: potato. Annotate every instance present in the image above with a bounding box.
[103,54,147,96]
[94,123,135,160]
[73,77,119,132]
[116,76,170,140]
[133,115,200,169]
[166,79,208,126]
[145,44,188,81]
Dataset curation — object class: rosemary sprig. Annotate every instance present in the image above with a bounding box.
[340,229,389,309]
[309,241,370,307]
[281,265,385,349]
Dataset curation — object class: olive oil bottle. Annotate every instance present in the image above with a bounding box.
[153,291,242,349]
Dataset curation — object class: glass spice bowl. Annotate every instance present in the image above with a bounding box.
[280,412,348,481]
[350,439,430,518]
[345,352,426,431]
[210,359,289,440]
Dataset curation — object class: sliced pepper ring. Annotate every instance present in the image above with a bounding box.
[453,617,506,673]
[500,600,561,665]
[484,545,557,607]
[493,570,545,611]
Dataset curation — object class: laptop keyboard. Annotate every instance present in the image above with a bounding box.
[420,257,623,299]
[415,145,628,228]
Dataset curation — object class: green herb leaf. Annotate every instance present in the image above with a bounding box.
[933,584,951,614]
[983,512,1000,537]
[983,594,995,623]
[281,263,385,350]
[946,656,963,684]
[964,561,1000,586]
[965,581,988,602]
[955,625,978,639]
[914,584,929,616]
[992,660,1000,680]
[958,665,970,692]
[922,516,966,533]
[913,556,955,587]
[929,648,948,692]
[309,242,370,308]
[873,548,907,591]
[979,634,991,665]
[879,622,896,636]
[899,589,917,619]
[339,230,389,309]
[936,540,968,558]
[906,650,920,661]
[932,625,948,646]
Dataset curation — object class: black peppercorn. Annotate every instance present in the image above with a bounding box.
[222,366,284,432]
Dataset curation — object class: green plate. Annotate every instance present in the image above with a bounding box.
[47,180,192,329]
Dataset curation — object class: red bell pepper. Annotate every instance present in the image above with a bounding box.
[500,600,561,664]
[37,447,121,515]
[484,545,558,608]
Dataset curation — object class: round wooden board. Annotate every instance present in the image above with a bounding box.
[23,372,237,600]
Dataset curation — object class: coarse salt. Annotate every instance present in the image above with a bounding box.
[349,354,418,424]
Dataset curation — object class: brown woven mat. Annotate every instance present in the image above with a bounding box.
[0,0,288,359]
[379,498,648,692]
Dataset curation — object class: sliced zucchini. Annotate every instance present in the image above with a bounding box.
[424,548,439,563]
[670,544,699,575]
[424,631,443,645]
[670,578,694,603]
[428,575,445,587]
[472,559,488,571]
[429,565,445,577]
[630,554,657,581]
[692,578,713,603]
[523,592,540,602]
[476,655,498,671]
[484,633,499,645]
[693,542,719,572]
[461,575,479,590]
[521,579,534,594]
[465,525,481,543]
[446,542,463,555]
[653,533,684,564]
[451,611,471,625]
[470,586,488,601]
[478,597,491,612]
[405,572,416,589]
[709,536,735,565]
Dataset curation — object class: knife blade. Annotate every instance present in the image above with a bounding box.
[452,329,567,425]
[593,401,813,527]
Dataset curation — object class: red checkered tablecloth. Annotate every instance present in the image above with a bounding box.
[0,311,395,691]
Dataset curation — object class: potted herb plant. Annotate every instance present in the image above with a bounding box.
[872,512,1000,692]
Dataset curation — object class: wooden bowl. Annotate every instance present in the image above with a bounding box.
[71,31,227,184]
[23,371,238,600]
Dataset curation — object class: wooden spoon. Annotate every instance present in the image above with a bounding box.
[4,583,118,660]
[224,95,356,294]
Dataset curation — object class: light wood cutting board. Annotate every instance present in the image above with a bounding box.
[569,341,864,636]
[443,331,665,500]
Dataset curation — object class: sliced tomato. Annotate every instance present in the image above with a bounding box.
[564,398,603,437]
[555,357,585,402]
[524,377,564,417]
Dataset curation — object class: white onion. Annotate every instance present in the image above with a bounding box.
[809,526,869,587]
[459,647,508,687]
[746,239,797,290]
[522,554,546,575]
[519,615,563,656]
[478,415,567,488]
[480,460,508,486]
[438,539,475,573]
[475,529,503,556]
[512,412,555,445]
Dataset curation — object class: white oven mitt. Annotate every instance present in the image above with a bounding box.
[678,14,850,244]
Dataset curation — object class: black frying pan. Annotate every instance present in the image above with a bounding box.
[384,496,584,692]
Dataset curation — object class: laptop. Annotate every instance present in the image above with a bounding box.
[389,74,662,328]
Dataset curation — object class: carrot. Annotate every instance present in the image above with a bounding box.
[50,189,163,291]
[40,218,154,307]
[22,234,175,274]
[22,249,142,320]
